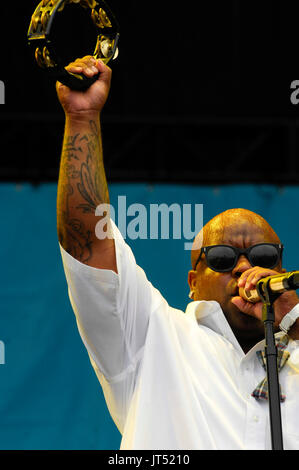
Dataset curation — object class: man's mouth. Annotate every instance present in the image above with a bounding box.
[230,284,239,297]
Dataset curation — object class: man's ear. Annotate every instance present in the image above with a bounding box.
[188,270,197,300]
[188,270,197,291]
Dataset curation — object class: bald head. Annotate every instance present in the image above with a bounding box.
[191,208,281,269]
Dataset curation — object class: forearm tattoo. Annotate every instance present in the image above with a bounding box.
[57,119,109,262]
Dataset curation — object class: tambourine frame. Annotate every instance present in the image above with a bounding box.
[28,0,120,90]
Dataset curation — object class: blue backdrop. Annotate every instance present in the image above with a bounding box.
[1,182,299,449]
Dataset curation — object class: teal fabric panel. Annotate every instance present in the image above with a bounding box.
[0,182,298,449]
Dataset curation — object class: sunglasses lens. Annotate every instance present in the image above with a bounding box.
[249,244,279,268]
[205,244,281,272]
[206,246,236,272]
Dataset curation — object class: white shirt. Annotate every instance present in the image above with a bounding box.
[60,220,299,450]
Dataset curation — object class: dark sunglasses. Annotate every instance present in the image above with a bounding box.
[194,243,283,273]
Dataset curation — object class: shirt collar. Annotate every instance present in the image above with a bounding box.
[185,300,244,356]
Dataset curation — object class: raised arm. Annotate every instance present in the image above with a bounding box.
[56,56,117,272]
[56,58,168,408]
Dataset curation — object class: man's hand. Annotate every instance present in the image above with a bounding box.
[231,266,299,330]
[56,56,112,117]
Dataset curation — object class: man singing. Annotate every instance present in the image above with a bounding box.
[56,56,299,449]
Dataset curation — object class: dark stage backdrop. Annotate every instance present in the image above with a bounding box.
[1,1,299,183]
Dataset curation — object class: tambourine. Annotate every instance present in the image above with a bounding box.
[28,0,120,91]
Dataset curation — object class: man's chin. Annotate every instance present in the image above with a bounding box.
[221,299,268,350]
[225,300,263,329]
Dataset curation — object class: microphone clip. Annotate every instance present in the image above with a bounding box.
[257,278,282,323]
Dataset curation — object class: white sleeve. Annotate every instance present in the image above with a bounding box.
[59,218,165,384]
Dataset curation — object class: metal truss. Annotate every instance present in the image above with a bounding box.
[0,113,298,184]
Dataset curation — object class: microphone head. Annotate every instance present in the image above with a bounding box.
[239,286,260,303]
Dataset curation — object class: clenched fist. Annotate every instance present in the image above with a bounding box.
[56,56,112,117]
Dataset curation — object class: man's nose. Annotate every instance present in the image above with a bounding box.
[232,255,252,278]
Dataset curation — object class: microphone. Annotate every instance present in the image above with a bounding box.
[239,271,299,303]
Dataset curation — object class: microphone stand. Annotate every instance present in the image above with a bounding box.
[256,280,283,450]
